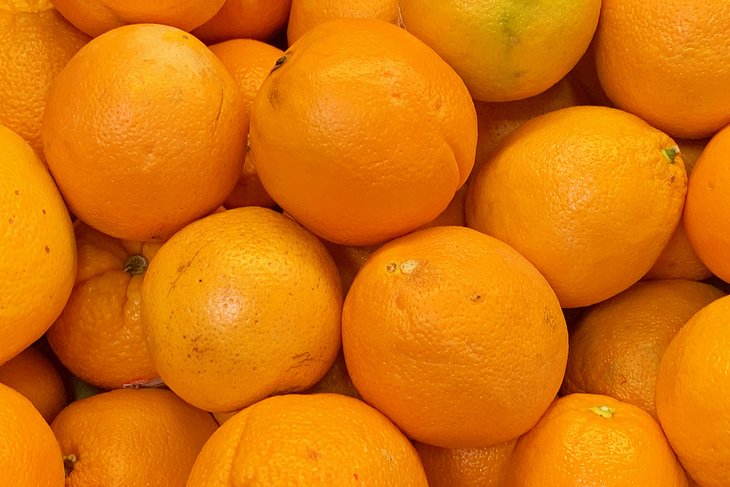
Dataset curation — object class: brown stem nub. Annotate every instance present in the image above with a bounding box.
[123,254,148,276]
[63,454,77,477]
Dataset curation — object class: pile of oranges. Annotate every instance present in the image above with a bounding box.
[2,0,730,485]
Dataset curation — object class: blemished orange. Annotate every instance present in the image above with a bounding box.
[46,222,160,390]
[398,0,601,102]
[595,0,730,139]
[250,19,477,246]
[287,0,400,45]
[191,0,291,44]
[141,207,342,413]
[562,279,725,419]
[49,0,225,37]
[684,124,730,283]
[0,383,65,486]
[0,1,89,155]
[466,106,687,308]
[0,345,68,423]
[0,125,76,366]
[41,23,247,242]
[51,387,218,486]
[656,294,730,487]
[208,38,284,210]
[415,439,517,487]
[645,138,712,281]
[186,393,428,486]
[342,226,568,448]
[505,393,688,487]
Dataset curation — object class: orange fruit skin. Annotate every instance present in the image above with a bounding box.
[41,23,247,242]
[466,105,687,308]
[562,279,725,419]
[398,0,601,102]
[49,0,225,37]
[0,345,68,423]
[51,387,218,486]
[287,0,400,45]
[595,0,730,139]
[191,0,292,44]
[186,393,428,486]
[0,124,76,365]
[0,382,65,486]
[0,2,89,155]
[342,226,568,448]
[684,124,730,283]
[414,439,517,487]
[46,222,160,389]
[208,38,284,210]
[250,18,477,246]
[141,207,343,413]
[656,294,730,487]
[505,393,689,487]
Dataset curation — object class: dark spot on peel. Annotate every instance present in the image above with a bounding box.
[44,245,50,254]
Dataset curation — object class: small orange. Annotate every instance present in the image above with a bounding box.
[562,279,724,419]
[0,382,65,486]
[52,387,218,486]
[186,393,428,486]
[141,207,342,412]
[0,1,89,155]
[568,38,613,107]
[42,23,246,242]
[656,294,730,487]
[250,19,477,246]
[49,0,225,37]
[505,393,689,486]
[0,124,76,365]
[304,350,360,399]
[414,439,516,487]
[191,0,292,44]
[342,226,567,448]
[466,106,687,308]
[46,221,160,389]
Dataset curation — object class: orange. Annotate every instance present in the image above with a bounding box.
[595,0,730,139]
[0,125,76,365]
[505,393,688,486]
[569,37,613,107]
[187,393,428,485]
[42,23,246,242]
[684,124,730,283]
[304,350,360,399]
[342,226,567,448]
[0,345,67,423]
[0,382,65,486]
[49,0,225,37]
[398,0,601,101]
[414,439,516,487]
[466,106,687,308]
[208,38,284,210]
[645,138,712,281]
[51,387,218,486]
[141,207,342,412]
[191,0,292,44]
[46,221,160,390]
[562,279,724,419]
[0,1,89,155]
[287,0,400,45]
[656,294,730,487]
[250,19,477,246]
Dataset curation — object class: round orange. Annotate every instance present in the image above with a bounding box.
[0,124,76,365]
[41,23,246,242]
[466,105,687,308]
[656,294,730,487]
[46,221,160,389]
[191,0,292,44]
[250,18,477,246]
[505,393,688,486]
[187,393,428,485]
[414,439,516,487]
[52,387,218,486]
[141,207,342,412]
[342,226,568,448]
